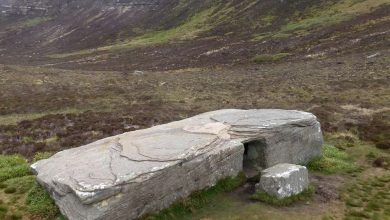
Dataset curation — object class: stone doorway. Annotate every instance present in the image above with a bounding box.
[243,140,267,178]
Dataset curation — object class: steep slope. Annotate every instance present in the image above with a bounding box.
[0,0,389,70]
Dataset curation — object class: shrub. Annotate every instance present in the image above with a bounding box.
[0,205,7,212]
[366,151,378,159]
[33,152,53,162]
[0,205,8,219]
[22,136,34,144]
[4,187,16,194]
[7,213,23,220]
[373,157,390,169]
[376,140,390,150]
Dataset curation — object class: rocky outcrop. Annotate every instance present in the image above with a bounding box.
[31,109,323,220]
[256,163,310,198]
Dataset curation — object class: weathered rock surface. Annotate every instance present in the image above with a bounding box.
[31,109,323,220]
[256,163,309,198]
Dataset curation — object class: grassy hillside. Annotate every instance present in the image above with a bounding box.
[0,0,389,70]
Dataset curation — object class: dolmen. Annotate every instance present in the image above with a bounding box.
[32,109,323,220]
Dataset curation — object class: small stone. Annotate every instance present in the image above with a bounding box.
[133,70,144,75]
[367,52,380,59]
[256,163,309,199]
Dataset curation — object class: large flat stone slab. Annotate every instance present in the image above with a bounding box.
[31,109,323,220]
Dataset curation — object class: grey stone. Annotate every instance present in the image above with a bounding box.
[31,109,323,220]
[256,163,309,199]
[132,70,144,75]
[367,52,380,59]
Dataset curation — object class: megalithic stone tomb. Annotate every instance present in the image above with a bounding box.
[32,109,323,220]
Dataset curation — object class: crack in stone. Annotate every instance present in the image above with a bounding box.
[88,173,114,182]
[132,141,168,160]
[119,141,184,162]
[108,137,123,184]
[194,136,223,153]
[119,135,222,163]
[119,153,183,162]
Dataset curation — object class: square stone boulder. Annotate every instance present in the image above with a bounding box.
[256,163,309,198]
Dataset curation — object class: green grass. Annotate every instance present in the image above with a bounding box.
[0,108,86,126]
[142,172,246,220]
[49,7,217,58]
[119,7,216,46]
[4,16,51,32]
[19,17,51,29]
[0,155,59,219]
[252,53,291,63]
[343,175,390,220]
[0,155,27,169]
[3,176,36,194]
[0,163,31,182]
[283,0,389,33]
[345,198,364,207]
[325,132,359,150]
[307,144,357,174]
[26,184,59,219]
[251,185,315,206]
[252,0,390,41]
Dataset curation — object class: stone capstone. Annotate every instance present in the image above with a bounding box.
[31,109,323,220]
[256,163,310,198]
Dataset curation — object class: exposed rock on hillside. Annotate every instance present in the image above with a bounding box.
[32,109,323,220]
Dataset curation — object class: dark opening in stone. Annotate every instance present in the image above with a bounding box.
[243,140,267,178]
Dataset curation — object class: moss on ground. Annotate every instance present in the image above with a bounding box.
[251,185,315,206]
